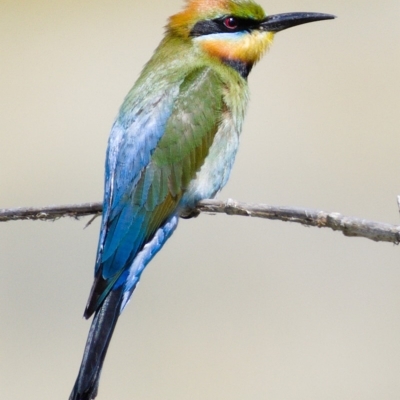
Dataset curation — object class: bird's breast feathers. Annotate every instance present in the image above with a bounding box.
[180,98,246,208]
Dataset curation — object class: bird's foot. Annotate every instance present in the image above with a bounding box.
[179,208,200,219]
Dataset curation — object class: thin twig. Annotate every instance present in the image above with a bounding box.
[1,199,399,244]
[0,202,102,222]
[197,199,400,244]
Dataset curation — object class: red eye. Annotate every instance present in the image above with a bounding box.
[223,17,238,30]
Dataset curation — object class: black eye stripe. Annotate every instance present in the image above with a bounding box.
[190,16,259,37]
[216,16,258,32]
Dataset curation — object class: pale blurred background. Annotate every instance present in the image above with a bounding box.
[1,0,400,399]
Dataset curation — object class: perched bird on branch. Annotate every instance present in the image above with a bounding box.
[69,1,334,398]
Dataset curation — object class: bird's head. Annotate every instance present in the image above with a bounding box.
[168,0,334,77]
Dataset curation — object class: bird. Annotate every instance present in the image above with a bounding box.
[69,1,334,399]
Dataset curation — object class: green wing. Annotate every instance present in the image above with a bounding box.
[86,67,224,316]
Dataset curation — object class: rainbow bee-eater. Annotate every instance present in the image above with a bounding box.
[70,1,334,399]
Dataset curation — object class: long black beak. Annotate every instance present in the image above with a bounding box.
[261,12,335,33]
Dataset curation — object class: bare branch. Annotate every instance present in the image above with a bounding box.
[197,199,400,244]
[1,199,399,244]
[0,203,102,222]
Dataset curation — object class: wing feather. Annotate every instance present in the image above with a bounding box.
[85,67,224,317]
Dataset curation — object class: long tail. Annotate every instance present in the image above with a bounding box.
[69,287,124,400]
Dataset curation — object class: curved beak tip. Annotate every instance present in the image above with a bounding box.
[261,12,336,33]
